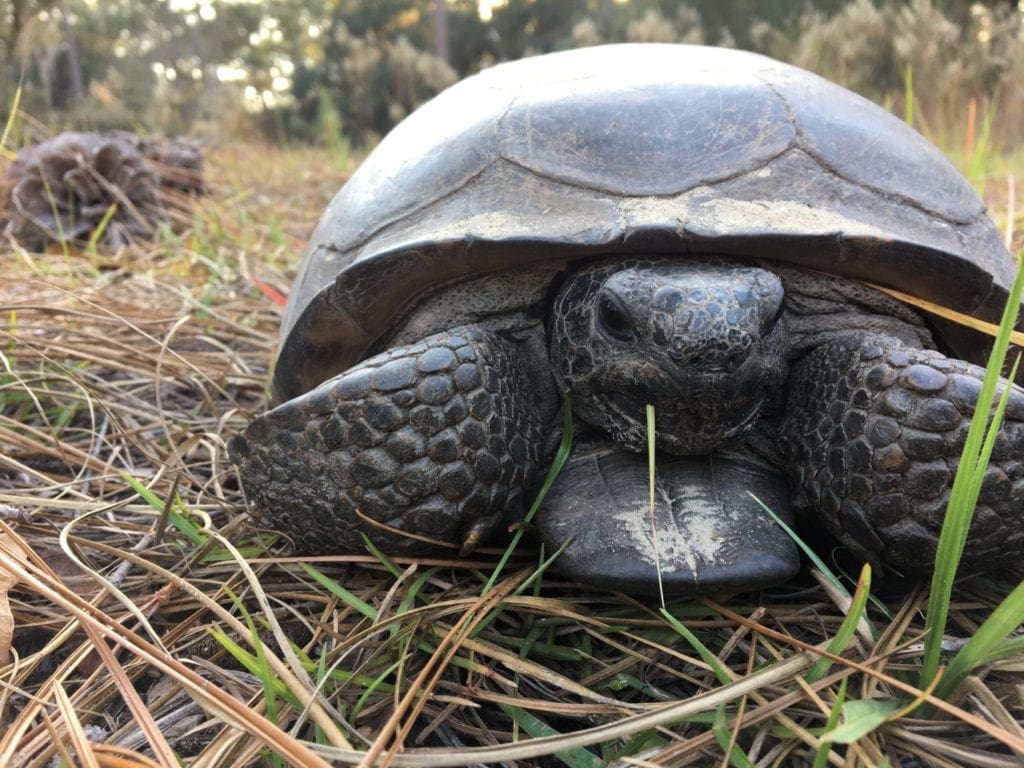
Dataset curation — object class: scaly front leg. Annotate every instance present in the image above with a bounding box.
[229,326,559,555]
[780,337,1024,574]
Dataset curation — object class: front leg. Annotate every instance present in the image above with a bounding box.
[229,326,559,555]
[780,337,1024,575]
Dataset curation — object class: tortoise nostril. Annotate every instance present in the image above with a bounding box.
[597,291,633,340]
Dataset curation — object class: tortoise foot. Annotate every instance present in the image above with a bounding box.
[230,326,557,554]
[782,337,1024,574]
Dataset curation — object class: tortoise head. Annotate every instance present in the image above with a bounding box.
[550,258,788,454]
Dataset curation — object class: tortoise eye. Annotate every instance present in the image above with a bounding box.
[598,292,632,340]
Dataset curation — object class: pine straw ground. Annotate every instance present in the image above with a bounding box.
[0,142,1022,768]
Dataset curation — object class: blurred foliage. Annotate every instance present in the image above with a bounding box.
[1,0,1023,153]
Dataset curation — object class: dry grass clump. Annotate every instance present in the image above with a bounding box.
[0,143,1022,766]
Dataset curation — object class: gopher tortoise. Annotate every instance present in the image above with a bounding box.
[228,44,1024,595]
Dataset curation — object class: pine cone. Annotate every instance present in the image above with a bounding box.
[4,132,166,249]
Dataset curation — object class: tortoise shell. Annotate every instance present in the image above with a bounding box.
[274,44,1011,402]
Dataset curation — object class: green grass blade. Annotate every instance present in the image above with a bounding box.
[86,203,118,254]
[393,566,440,635]
[312,651,332,745]
[317,86,351,171]
[121,472,207,545]
[302,564,378,620]
[351,657,403,722]
[496,704,607,768]
[921,254,1024,690]
[360,533,404,580]
[514,537,574,595]
[646,403,665,608]
[712,703,755,768]
[977,635,1024,665]
[964,354,1020,509]
[812,677,848,768]
[236,594,284,746]
[748,492,847,598]
[806,563,871,683]
[660,608,732,685]
[933,576,1024,700]
[965,99,997,190]
[206,625,296,707]
[38,167,70,261]
[0,83,21,159]
[470,539,576,641]
[646,403,656,504]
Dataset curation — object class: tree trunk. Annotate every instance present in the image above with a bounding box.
[433,0,449,65]
[58,0,84,100]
